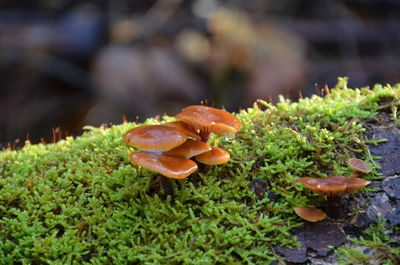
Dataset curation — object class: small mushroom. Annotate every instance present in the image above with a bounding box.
[294,207,327,222]
[298,176,370,218]
[195,146,230,173]
[124,125,187,152]
[348,158,371,177]
[175,105,241,142]
[129,151,198,179]
[298,176,370,196]
[196,146,230,165]
[164,139,211,159]
[130,151,198,196]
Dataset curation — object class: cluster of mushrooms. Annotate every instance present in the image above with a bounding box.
[123,105,241,194]
[294,158,372,222]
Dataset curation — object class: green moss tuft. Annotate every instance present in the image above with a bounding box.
[1,78,400,264]
[336,217,400,265]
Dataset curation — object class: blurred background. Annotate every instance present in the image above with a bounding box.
[1,0,400,148]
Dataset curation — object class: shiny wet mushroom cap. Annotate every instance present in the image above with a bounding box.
[176,105,241,136]
[348,158,371,174]
[298,175,371,196]
[129,151,198,179]
[164,139,211,159]
[124,125,187,152]
[294,207,327,222]
[196,146,230,165]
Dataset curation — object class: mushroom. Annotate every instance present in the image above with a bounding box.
[129,151,198,179]
[175,105,241,142]
[124,124,187,152]
[124,124,193,195]
[348,158,371,177]
[195,146,230,172]
[298,176,370,218]
[129,151,198,195]
[298,176,371,196]
[195,146,230,165]
[164,139,211,159]
[294,207,327,222]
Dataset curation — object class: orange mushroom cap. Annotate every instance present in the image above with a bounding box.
[163,121,201,140]
[129,151,198,179]
[348,158,371,173]
[164,139,211,159]
[175,105,241,136]
[124,125,187,152]
[298,176,371,196]
[343,177,372,193]
[196,146,230,165]
[294,207,327,222]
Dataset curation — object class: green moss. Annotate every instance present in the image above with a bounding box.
[336,217,400,265]
[1,77,400,264]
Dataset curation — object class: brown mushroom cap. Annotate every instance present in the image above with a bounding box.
[175,105,241,136]
[343,177,372,193]
[294,207,327,222]
[164,139,211,159]
[124,125,187,152]
[196,146,230,165]
[348,158,371,173]
[298,176,371,196]
[163,121,201,140]
[129,151,198,179]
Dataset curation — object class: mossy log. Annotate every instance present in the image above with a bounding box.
[1,77,399,264]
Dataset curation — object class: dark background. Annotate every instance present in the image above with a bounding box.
[1,0,400,148]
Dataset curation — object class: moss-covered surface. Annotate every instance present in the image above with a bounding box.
[336,217,400,265]
[1,78,399,264]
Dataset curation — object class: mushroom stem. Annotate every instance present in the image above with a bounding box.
[159,175,173,196]
[349,171,365,178]
[198,163,212,173]
[199,129,211,143]
[326,196,341,219]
